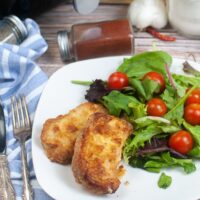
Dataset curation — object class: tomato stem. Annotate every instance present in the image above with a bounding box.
[71,80,93,86]
[165,85,197,116]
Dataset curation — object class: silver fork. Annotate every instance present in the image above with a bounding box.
[11,96,33,200]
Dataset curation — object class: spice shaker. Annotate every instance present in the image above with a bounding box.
[0,15,28,44]
[57,19,134,61]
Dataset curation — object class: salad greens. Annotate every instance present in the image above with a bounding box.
[158,173,172,189]
[117,51,172,79]
[75,50,200,189]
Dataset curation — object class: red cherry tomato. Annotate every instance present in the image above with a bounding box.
[146,98,167,117]
[185,88,200,106]
[107,72,129,90]
[184,103,200,125]
[168,130,194,154]
[143,71,165,93]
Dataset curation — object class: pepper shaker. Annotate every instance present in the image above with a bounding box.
[0,15,27,44]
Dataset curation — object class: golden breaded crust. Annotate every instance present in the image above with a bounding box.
[72,112,133,194]
[41,102,107,164]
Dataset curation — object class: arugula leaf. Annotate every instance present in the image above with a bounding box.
[102,90,139,116]
[117,51,172,79]
[142,78,160,100]
[129,78,160,101]
[129,79,146,100]
[158,173,172,189]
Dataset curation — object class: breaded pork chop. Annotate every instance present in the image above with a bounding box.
[72,112,133,194]
[41,102,107,164]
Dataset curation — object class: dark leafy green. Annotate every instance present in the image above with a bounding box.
[85,79,109,102]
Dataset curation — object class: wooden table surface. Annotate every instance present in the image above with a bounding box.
[34,3,200,77]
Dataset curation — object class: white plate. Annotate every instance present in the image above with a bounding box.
[32,56,200,200]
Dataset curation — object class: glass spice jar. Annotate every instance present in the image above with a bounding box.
[0,15,28,44]
[57,19,134,61]
[167,0,200,39]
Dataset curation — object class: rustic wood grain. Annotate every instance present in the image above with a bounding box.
[101,0,132,4]
[34,3,200,77]
[66,0,132,4]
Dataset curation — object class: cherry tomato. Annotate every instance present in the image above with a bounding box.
[185,88,200,106]
[184,103,200,125]
[143,71,165,93]
[107,72,129,90]
[146,98,167,117]
[168,130,194,154]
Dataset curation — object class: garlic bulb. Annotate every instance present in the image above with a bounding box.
[128,0,168,29]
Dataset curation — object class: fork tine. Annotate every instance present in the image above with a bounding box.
[11,96,20,129]
[18,96,25,128]
[11,97,16,128]
[21,95,30,128]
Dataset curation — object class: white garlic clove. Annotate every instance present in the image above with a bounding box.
[128,0,168,29]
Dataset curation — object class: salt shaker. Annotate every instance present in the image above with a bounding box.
[0,15,28,44]
[57,19,134,61]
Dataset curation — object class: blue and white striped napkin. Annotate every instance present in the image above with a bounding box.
[0,19,53,200]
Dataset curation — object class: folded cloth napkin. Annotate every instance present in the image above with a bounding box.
[0,19,53,200]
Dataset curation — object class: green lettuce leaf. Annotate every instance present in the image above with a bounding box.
[183,121,200,145]
[173,74,200,87]
[117,51,172,79]
[129,78,160,101]
[188,146,200,158]
[128,152,196,174]
[128,102,147,121]
[164,85,197,125]
[144,152,196,174]
[160,86,179,109]
[123,123,180,162]
[158,173,172,189]
[102,90,139,116]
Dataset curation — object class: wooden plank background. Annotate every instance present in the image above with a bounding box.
[101,0,132,4]
[34,3,200,77]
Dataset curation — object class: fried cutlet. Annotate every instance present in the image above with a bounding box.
[72,112,133,194]
[41,102,107,164]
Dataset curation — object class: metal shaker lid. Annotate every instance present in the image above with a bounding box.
[4,15,28,43]
[57,30,73,61]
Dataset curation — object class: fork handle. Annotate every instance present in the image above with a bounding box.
[20,142,33,200]
[0,155,15,200]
